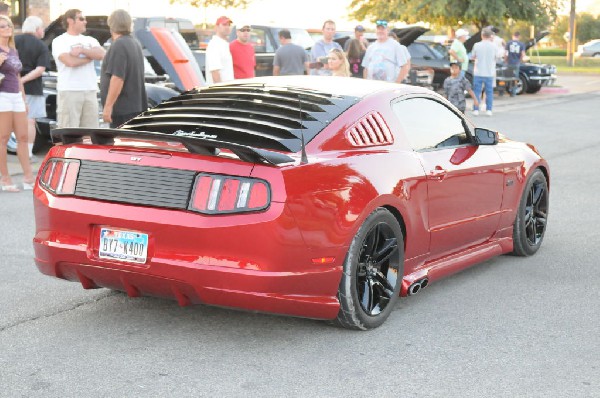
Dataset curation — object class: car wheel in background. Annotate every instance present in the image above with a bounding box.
[526,83,542,94]
[516,74,528,95]
[511,169,549,256]
[593,53,600,58]
[335,208,404,330]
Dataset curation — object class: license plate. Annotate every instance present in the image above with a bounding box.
[99,228,148,264]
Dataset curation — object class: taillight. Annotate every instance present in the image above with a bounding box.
[39,158,80,195]
[189,173,270,214]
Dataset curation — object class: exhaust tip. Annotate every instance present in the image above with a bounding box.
[420,278,429,288]
[408,282,421,296]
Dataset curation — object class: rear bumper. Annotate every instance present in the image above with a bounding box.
[33,190,343,320]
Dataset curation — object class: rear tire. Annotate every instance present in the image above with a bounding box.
[512,169,549,256]
[335,208,404,330]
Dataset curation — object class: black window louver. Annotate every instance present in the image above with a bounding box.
[121,83,358,153]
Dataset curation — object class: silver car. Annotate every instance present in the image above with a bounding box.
[577,39,600,57]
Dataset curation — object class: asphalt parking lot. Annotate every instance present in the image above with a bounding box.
[1,72,599,397]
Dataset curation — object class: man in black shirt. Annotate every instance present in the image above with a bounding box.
[15,16,50,157]
[100,9,147,128]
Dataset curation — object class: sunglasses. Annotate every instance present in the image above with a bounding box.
[74,16,86,21]
[376,20,388,27]
[239,28,251,32]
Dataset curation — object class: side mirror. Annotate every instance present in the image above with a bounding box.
[474,127,499,145]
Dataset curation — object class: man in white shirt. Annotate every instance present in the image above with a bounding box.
[471,28,498,116]
[362,19,410,83]
[205,16,234,84]
[52,9,105,128]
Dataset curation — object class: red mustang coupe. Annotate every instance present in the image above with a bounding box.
[32,76,549,330]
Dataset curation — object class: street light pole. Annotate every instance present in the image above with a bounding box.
[568,0,576,67]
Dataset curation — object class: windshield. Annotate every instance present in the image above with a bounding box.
[272,28,315,49]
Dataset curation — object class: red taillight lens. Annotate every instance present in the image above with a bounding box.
[39,159,80,195]
[189,173,271,214]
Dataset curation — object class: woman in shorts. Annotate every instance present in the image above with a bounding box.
[0,15,33,192]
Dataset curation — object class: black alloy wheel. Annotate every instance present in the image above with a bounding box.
[512,169,549,256]
[335,208,404,330]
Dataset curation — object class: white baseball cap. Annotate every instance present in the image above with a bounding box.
[455,29,469,38]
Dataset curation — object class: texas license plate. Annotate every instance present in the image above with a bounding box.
[99,228,148,264]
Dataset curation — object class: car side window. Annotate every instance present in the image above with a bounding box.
[407,43,430,59]
[251,28,273,53]
[392,97,470,151]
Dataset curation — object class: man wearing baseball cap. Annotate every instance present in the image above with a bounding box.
[230,22,255,79]
[362,19,411,83]
[205,16,234,84]
[449,28,469,77]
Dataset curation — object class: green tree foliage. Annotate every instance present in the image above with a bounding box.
[349,0,561,29]
[550,13,600,47]
[170,0,252,8]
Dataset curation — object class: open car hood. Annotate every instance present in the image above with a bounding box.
[464,30,550,53]
[43,15,205,91]
[135,27,205,90]
[391,26,430,47]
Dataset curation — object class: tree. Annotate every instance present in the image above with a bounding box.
[550,13,600,47]
[349,0,561,30]
[170,0,252,8]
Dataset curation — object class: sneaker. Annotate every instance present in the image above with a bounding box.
[472,110,479,116]
[486,110,493,116]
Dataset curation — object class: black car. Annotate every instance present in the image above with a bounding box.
[465,30,557,95]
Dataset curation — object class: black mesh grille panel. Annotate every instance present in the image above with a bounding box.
[75,160,196,209]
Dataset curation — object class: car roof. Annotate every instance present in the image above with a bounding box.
[121,76,428,154]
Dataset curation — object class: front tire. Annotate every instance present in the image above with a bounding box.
[512,169,549,256]
[335,208,404,330]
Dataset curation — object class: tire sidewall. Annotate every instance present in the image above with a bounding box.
[339,208,404,329]
[513,169,548,256]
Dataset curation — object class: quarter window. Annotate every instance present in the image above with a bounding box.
[392,97,470,151]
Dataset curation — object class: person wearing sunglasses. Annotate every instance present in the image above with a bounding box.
[361,19,411,83]
[0,15,34,192]
[51,9,105,129]
[310,19,342,76]
[230,23,255,79]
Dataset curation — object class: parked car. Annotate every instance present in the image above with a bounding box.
[392,27,451,90]
[576,39,600,57]
[465,30,557,95]
[34,76,549,330]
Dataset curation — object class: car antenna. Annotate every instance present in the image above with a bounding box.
[299,93,308,164]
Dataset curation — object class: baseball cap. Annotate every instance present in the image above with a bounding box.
[376,20,388,27]
[216,16,232,26]
[455,28,469,38]
[355,25,365,32]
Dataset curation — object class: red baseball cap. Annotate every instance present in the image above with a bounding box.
[216,16,232,26]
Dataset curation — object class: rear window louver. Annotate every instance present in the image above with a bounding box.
[122,83,359,153]
[346,112,394,147]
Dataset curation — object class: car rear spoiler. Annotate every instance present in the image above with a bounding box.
[52,128,296,166]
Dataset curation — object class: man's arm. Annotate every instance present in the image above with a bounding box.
[57,53,92,67]
[273,65,280,76]
[397,60,410,83]
[211,70,222,83]
[304,62,309,75]
[102,75,124,123]
[20,66,46,84]
[82,46,105,61]
[363,67,369,79]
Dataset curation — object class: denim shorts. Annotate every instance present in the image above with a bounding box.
[26,94,46,119]
[0,92,26,112]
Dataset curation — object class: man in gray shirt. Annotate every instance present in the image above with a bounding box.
[273,29,308,76]
[471,27,498,116]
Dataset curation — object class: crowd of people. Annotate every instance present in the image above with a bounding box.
[0,7,147,192]
[205,16,412,82]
